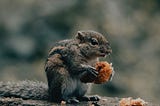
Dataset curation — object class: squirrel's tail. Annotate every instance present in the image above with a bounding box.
[0,80,49,100]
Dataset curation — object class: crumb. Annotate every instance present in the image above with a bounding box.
[119,97,148,106]
[94,61,113,84]
[61,101,66,105]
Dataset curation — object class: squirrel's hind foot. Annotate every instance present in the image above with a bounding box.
[66,98,80,104]
[77,95,100,102]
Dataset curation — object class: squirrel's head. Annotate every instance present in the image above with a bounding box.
[75,30,112,59]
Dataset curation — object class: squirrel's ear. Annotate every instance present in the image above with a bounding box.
[75,31,85,41]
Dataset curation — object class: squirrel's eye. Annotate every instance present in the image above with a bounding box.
[91,38,98,45]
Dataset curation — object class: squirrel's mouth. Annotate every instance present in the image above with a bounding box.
[99,53,109,57]
[99,53,107,57]
[99,50,112,57]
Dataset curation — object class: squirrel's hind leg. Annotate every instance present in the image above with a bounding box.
[47,67,70,102]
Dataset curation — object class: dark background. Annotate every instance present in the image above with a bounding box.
[0,0,160,104]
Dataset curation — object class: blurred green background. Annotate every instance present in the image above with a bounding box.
[0,0,160,104]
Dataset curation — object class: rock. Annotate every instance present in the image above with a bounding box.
[0,97,158,106]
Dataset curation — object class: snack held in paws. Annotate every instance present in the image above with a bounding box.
[94,61,113,84]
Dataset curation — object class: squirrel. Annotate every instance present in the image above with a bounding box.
[0,30,113,103]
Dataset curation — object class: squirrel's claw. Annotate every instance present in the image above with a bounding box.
[109,68,115,81]
[66,98,80,104]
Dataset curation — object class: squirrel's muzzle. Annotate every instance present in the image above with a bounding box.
[99,45,112,57]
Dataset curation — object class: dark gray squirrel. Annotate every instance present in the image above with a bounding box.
[0,30,114,103]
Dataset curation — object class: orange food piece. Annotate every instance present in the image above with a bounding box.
[119,97,147,106]
[94,61,112,84]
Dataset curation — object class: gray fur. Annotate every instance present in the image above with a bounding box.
[45,31,112,102]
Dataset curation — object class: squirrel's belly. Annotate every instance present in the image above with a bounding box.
[74,79,91,97]
[64,77,89,97]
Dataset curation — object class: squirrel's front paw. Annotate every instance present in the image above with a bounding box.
[80,66,98,83]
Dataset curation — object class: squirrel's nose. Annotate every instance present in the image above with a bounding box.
[107,45,111,50]
[106,43,112,54]
[106,42,111,49]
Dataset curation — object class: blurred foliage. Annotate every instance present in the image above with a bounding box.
[0,0,160,104]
